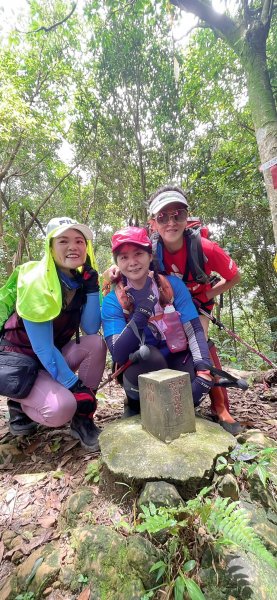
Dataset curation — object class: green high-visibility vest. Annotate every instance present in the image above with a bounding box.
[0,234,97,324]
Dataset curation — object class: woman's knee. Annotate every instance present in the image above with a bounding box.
[80,334,106,358]
[23,389,76,428]
[46,391,76,426]
[122,346,167,401]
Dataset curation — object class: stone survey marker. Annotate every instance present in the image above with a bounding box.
[139,369,196,442]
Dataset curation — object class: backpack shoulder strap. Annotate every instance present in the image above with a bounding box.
[114,281,133,320]
[157,274,174,305]
[183,228,210,284]
[114,275,174,320]
[150,232,166,273]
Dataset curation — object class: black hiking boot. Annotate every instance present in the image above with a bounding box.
[219,420,244,435]
[70,413,101,451]
[7,399,38,436]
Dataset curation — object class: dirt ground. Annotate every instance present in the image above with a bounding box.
[0,371,276,597]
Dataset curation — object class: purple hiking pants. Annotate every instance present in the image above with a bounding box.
[19,335,106,427]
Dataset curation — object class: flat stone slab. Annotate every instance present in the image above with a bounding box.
[99,416,236,499]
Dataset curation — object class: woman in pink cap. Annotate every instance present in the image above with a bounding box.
[101,226,213,417]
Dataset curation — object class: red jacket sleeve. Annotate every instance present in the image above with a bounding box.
[201,238,239,281]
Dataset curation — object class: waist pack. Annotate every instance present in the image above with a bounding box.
[0,351,39,399]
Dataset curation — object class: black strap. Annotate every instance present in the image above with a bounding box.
[0,336,31,349]
[183,229,210,285]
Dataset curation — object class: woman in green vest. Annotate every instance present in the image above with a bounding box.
[0,217,106,451]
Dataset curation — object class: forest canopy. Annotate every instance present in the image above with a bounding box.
[0,0,276,367]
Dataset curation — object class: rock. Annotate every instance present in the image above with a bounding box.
[138,481,184,510]
[59,565,75,588]
[0,543,62,599]
[226,551,277,599]
[248,476,277,513]
[240,496,277,555]
[71,525,161,598]
[264,369,277,386]
[236,430,267,446]
[11,550,23,564]
[0,442,24,465]
[99,416,236,500]
[61,488,93,527]
[126,535,162,588]
[16,543,62,597]
[201,548,277,599]
[217,474,240,501]
[10,535,24,549]
[0,576,17,600]
[1,530,17,549]
[214,456,233,475]
[260,388,277,402]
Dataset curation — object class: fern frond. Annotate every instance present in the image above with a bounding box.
[206,497,277,570]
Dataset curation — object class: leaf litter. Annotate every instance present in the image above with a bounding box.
[0,371,276,598]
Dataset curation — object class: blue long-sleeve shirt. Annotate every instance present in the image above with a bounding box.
[23,292,101,388]
[102,276,211,371]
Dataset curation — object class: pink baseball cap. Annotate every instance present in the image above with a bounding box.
[112,226,152,252]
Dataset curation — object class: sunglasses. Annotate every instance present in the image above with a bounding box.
[154,209,188,225]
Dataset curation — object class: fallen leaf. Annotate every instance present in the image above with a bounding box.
[37,515,57,528]
[5,529,53,558]
[58,454,74,468]
[62,440,79,453]
[24,439,41,454]
[13,473,48,486]
[77,586,91,600]
[46,492,61,510]
[0,540,4,564]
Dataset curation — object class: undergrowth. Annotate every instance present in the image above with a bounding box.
[134,442,277,599]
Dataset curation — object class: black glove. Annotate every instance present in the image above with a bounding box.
[70,379,97,416]
[127,276,157,319]
[192,375,214,407]
[71,264,99,293]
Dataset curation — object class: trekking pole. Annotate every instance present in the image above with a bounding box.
[98,345,150,390]
[210,366,248,391]
[199,308,277,369]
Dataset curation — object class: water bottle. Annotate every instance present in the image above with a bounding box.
[163,304,188,353]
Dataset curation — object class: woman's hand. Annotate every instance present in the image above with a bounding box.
[102,265,120,283]
[70,379,97,415]
[127,276,157,318]
[71,264,99,293]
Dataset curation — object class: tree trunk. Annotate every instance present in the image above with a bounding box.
[240,31,277,247]
[170,0,277,246]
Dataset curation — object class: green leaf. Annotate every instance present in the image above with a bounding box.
[174,575,186,600]
[183,560,196,572]
[255,465,269,487]
[149,560,166,573]
[184,578,206,600]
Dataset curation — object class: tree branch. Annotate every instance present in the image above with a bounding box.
[0,137,23,182]
[5,154,50,181]
[26,162,79,230]
[170,0,236,38]
[21,2,77,35]
[261,0,274,25]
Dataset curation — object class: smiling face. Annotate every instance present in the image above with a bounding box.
[116,243,152,288]
[152,202,188,251]
[51,228,87,275]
